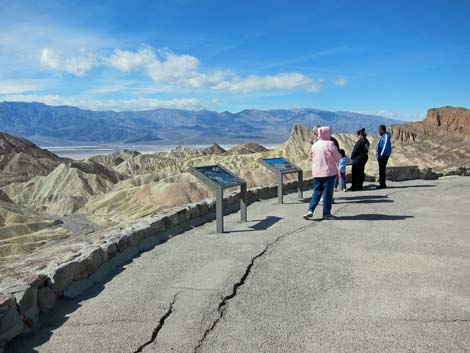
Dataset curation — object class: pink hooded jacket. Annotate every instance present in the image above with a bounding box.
[310,126,342,177]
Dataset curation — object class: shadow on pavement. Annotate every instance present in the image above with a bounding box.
[283,198,310,204]
[336,195,389,200]
[228,216,283,233]
[337,214,414,221]
[335,199,394,204]
[385,184,437,189]
[334,194,394,204]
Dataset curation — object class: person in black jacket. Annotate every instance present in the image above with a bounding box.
[349,128,370,191]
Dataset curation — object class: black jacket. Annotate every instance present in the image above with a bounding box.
[351,137,370,165]
[330,136,340,150]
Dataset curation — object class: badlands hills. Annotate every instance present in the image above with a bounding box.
[0,106,469,264]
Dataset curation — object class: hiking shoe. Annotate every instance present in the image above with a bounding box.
[303,212,313,220]
[322,214,337,220]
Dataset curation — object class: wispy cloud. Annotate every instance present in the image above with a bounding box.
[334,78,348,86]
[0,80,50,94]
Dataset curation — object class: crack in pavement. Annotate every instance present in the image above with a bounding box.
[191,211,342,353]
[132,203,352,353]
[133,292,180,353]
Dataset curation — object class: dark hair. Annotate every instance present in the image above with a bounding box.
[357,128,367,137]
[339,148,346,157]
[379,125,387,132]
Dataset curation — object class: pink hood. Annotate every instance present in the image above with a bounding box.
[318,126,331,140]
[310,126,341,177]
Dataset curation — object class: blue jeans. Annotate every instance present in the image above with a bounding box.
[334,173,347,190]
[308,176,336,216]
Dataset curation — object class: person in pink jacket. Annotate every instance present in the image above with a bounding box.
[304,126,342,220]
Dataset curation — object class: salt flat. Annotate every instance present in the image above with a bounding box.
[7,177,470,353]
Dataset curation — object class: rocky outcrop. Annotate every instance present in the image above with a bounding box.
[0,132,64,186]
[156,143,226,159]
[3,161,122,215]
[88,149,140,167]
[441,166,470,177]
[226,142,268,155]
[384,166,439,181]
[391,106,470,142]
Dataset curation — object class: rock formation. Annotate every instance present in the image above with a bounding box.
[3,161,122,215]
[226,142,268,155]
[155,143,226,159]
[0,132,63,186]
[88,149,140,167]
[391,106,470,142]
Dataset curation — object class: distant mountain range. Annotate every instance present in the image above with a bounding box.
[0,101,403,146]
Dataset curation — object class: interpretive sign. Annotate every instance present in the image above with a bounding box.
[259,157,303,204]
[189,164,247,233]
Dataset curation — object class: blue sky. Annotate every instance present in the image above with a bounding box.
[0,0,469,120]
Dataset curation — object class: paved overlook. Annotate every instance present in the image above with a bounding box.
[7,177,470,353]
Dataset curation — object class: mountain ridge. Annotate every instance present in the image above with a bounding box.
[0,101,403,146]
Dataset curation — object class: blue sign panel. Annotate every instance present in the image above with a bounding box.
[262,158,299,173]
[193,165,243,188]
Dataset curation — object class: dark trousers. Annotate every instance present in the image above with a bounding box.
[334,172,346,190]
[377,156,389,188]
[351,161,366,190]
[308,176,336,216]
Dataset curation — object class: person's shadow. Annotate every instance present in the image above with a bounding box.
[337,214,414,221]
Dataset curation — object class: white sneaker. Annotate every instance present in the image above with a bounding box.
[303,212,313,220]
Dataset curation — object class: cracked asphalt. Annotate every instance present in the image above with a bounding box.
[7,177,470,353]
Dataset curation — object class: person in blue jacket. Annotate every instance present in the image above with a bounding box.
[376,125,392,189]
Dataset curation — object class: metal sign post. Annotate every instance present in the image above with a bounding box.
[188,164,247,233]
[259,157,303,204]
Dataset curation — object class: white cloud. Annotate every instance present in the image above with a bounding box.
[212,73,320,92]
[0,80,48,94]
[2,94,204,111]
[64,53,98,77]
[334,78,348,86]
[106,47,156,72]
[42,46,322,92]
[40,48,60,70]
[40,48,98,76]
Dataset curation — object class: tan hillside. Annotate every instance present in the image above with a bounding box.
[3,161,121,215]
[0,131,64,186]
[226,142,268,155]
[155,143,226,159]
[88,149,140,167]
[0,190,69,263]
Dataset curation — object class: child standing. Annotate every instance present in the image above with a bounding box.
[335,149,349,192]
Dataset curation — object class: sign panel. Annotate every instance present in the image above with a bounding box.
[261,157,300,174]
[188,164,247,233]
[259,157,303,204]
[191,165,244,189]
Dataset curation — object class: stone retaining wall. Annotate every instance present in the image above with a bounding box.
[1,165,469,347]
